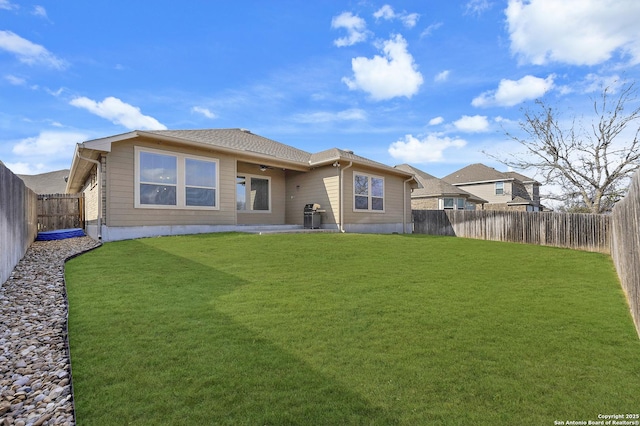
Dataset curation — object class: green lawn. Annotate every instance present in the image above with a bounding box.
[65,233,640,425]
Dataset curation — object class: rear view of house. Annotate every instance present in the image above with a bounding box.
[65,129,416,241]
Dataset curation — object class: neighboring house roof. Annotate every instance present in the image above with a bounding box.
[508,196,535,205]
[18,169,70,194]
[66,129,415,193]
[504,171,539,184]
[441,163,512,185]
[442,163,540,186]
[395,164,487,203]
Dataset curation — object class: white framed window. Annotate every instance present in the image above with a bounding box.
[495,181,504,195]
[443,198,455,210]
[354,173,384,212]
[237,174,271,212]
[442,197,467,210]
[135,147,219,210]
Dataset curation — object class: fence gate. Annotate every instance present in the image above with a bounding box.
[37,193,84,231]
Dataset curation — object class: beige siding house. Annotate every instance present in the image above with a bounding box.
[441,163,542,211]
[65,129,416,241]
[395,164,487,210]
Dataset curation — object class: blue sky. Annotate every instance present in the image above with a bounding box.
[2,0,640,178]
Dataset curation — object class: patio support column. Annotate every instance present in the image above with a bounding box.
[339,161,352,233]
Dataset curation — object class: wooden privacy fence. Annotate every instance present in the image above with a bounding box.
[413,210,611,254]
[610,171,640,339]
[1,162,37,285]
[37,193,84,231]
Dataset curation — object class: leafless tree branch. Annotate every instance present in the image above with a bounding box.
[486,80,640,213]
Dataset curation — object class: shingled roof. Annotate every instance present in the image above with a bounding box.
[18,169,70,194]
[395,164,487,203]
[441,163,510,184]
[78,128,411,176]
[504,171,539,184]
[144,129,313,164]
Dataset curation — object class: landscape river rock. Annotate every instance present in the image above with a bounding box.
[0,237,101,426]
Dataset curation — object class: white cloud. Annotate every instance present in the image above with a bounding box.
[472,74,555,107]
[373,5,394,20]
[429,116,444,126]
[293,108,366,123]
[4,162,43,175]
[5,74,25,85]
[494,116,516,125]
[70,96,167,130]
[45,87,65,97]
[0,31,67,69]
[581,73,623,94]
[453,115,490,132]
[401,13,420,28]
[373,5,419,28]
[32,5,47,18]
[342,34,423,101]
[331,12,368,47]
[420,22,443,38]
[434,70,450,82]
[506,0,640,66]
[12,130,87,157]
[389,134,467,163]
[465,0,492,16]
[0,0,18,10]
[191,106,216,119]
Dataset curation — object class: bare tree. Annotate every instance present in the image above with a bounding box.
[492,81,640,213]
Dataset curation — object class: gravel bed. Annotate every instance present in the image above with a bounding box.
[1,237,101,426]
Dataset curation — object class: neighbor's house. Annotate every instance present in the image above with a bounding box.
[395,164,487,210]
[441,163,542,211]
[65,129,417,241]
[18,169,69,194]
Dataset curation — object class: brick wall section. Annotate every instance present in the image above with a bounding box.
[411,198,439,210]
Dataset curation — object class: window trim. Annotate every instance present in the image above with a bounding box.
[236,173,272,213]
[495,181,505,195]
[353,172,385,213]
[441,197,468,210]
[134,146,219,210]
[442,197,455,210]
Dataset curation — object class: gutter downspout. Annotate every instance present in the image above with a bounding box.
[75,149,102,240]
[339,161,353,233]
[403,177,413,234]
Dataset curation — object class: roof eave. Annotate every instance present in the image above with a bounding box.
[66,144,103,193]
[452,177,515,186]
[310,156,415,180]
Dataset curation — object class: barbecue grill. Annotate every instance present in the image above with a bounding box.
[303,203,324,229]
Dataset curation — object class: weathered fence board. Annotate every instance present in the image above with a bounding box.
[611,171,640,339]
[37,193,84,231]
[413,210,611,254]
[1,162,37,285]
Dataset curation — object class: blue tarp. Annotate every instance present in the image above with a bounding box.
[36,228,85,241]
